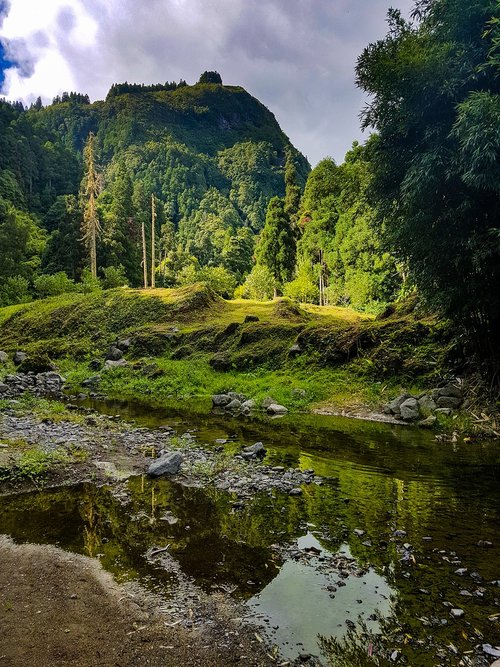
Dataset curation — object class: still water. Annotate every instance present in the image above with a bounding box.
[0,399,499,664]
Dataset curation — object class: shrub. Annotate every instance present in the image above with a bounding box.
[102,265,128,289]
[34,272,76,298]
[241,265,275,300]
[79,268,102,294]
[0,275,31,307]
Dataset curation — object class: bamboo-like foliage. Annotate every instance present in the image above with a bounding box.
[81,132,101,278]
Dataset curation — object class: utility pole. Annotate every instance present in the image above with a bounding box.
[151,194,156,288]
[141,220,148,289]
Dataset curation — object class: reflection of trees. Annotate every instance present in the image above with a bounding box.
[80,486,103,558]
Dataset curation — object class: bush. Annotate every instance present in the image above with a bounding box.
[197,266,236,298]
[283,273,319,304]
[102,265,128,289]
[34,272,76,298]
[79,268,102,294]
[0,275,31,307]
[241,265,275,300]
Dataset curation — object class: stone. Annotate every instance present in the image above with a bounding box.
[455,568,467,576]
[82,375,101,388]
[267,403,288,415]
[399,397,420,421]
[116,338,131,351]
[106,346,123,361]
[477,540,493,548]
[241,399,256,410]
[225,399,242,411]
[227,391,246,402]
[289,343,302,356]
[212,394,232,407]
[436,395,462,409]
[13,351,27,365]
[418,395,436,412]
[89,359,101,371]
[353,529,365,537]
[243,442,266,457]
[289,488,303,496]
[483,645,500,659]
[388,393,412,416]
[418,415,437,428]
[147,452,183,477]
[435,407,452,416]
[438,384,462,399]
[261,396,278,409]
[0,383,9,394]
[0,351,8,364]
[244,314,259,323]
[104,359,127,369]
[450,608,464,618]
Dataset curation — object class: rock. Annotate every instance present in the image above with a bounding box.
[82,375,101,388]
[399,397,420,421]
[106,346,123,361]
[438,384,462,399]
[244,314,259,323]
[418,395,436,412]
[393,530,407,538]
[289,488,303,496]
[241,399,256,410]
[212,394,232,407]
[292,388,306,397]
[436,395,462,409]
[388,393,412,416]
[225,399,242,411]
[477,540,493,548]
[116,338,131,351]
[0,383,9,394]
[418,415,437,428]
[0,351,8,364]
[147,452,183,477]
[13,351,27,365]
[227,391,246,402]
[435,407,452,416]
[89,359,101,371]
[261,396,278,409]
[209,353,232,371]
[243,442,266,457]
[289,343,302,356]
[353,529,365,537]
[450,608,464,618]
[483,645,500,659]
[104,359,127,370]
[267,403,288,415]
[455,568,467,576]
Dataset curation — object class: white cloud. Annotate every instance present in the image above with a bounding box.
[0,0,413,164]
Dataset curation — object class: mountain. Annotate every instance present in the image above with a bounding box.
[0,75,310,296]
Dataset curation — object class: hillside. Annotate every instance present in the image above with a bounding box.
[0,76,309,295]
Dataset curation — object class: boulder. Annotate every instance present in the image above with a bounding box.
[0,351,8,364]
[267,403,288,415]
[418,395,436,413]
[261,396,278,409]
[435,407,452,416]
[289,343,302,357]
[436,395,462,409]
[242,442,266,458]
[89,359,101,371]
[225,399,242,411]
[116,338,131,351]
[399,397,420,421]
[147,452,183,477]
[13,351,27,366]
[244,314,259,323]
[104,359,127,370]
[212,394,232,407]
[418,415,437,428]
[388,393,412,416]
[227,391,246,402]
[438,384,462,399]
[82,375,101,388]
[241,399,256,410]
[0,383,9,394]
[106,346,123,361]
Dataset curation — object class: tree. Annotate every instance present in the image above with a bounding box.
[80,132,101,279]
[356,0,500,362]
[198,71,223,85]
[255,197,296,295]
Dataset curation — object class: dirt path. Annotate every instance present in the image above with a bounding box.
[0,536,274,667]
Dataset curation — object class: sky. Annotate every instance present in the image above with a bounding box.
[0,0,413,166]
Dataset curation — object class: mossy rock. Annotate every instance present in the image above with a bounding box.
[209,352,233,371]
[17,354,57,374]
[170,345,194,360]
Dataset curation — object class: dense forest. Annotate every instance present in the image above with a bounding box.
[1,0,500,371]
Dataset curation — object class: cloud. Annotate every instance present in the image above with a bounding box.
[0,0,413,165]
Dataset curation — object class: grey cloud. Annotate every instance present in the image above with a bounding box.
[1,0,414,164]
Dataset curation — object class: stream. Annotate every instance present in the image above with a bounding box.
[1,398,499,665]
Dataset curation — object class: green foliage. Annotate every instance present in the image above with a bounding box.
[34,272,77,298]
[79,267,102,294]
[356,0,500,361]
[240,264,275,300]
[196,266,236,298]
[0,447,68,485]
[283,265,319,303]
[198,71,223,85]
[0,276,31,308]
[102,264,128,289]
[255,197,296,291]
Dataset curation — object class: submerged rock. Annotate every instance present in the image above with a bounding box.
[147,452,183,477]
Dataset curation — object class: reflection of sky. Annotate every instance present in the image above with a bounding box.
[246,534,394,663]
[0,41,13,88]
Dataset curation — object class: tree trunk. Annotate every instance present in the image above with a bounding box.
[151,194,156,288]
[142,220,148,289]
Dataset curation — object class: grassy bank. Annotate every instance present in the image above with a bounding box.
[0,285,454,415]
